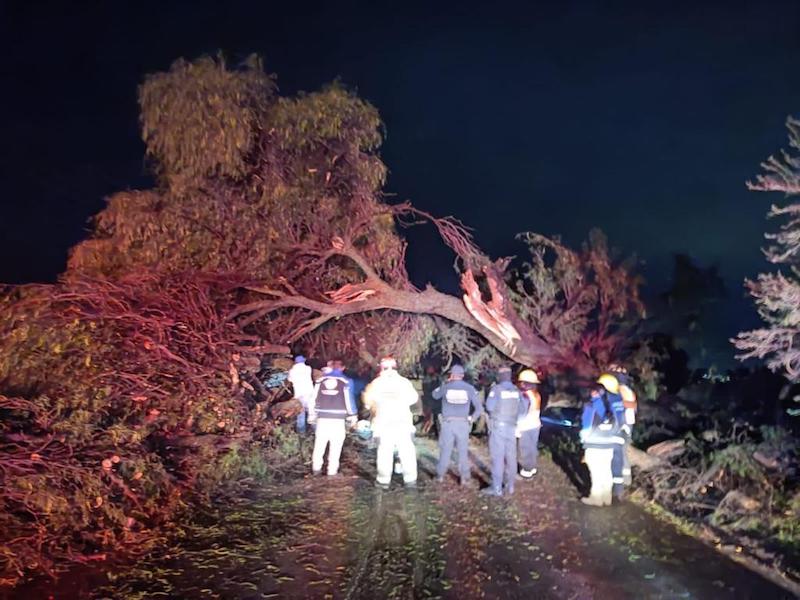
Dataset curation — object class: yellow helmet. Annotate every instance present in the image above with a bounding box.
[597,373,620,394]
[518,369,540,384]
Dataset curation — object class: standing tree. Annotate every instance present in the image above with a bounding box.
[733,117,800,380]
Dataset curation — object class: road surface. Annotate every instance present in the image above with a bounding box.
[12,435,797,599]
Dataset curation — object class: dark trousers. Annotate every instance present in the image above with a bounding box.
[518,427,540,471]
[437,418,471,481]
[611,442,625,497]
[489,423,517,493]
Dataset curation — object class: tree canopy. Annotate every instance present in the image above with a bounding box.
[70,54,644,375]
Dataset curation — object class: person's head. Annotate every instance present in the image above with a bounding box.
[498,365,512,383]
[608,363,629,384]
[596,373,620,395]
[449,364,465,380]
[380,356,397,372]
[517,369,540,391]
[294,355,306,364]
[330,359,345,372]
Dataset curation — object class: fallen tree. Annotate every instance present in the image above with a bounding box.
[1,53,646,585]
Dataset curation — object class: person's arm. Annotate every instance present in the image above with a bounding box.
[308,382,320,422]
[485,385,497,413]
[405,379,420,406]
[431,383,444,400]
[362,382,375,416]
[579,400,595,441]
[531,390,541,427]
[469,385,483,420]
[344,384,357,416]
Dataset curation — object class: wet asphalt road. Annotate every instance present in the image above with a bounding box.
[9,435,797,600]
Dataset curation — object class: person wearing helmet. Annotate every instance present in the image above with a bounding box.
[484,366,526,497]
[288,355,314,434]
[516,369,542,478]
[363,357,419,489]
[579,377,624,506]
[599,371,627,500]
[309,359,357,477]
[609,365,637,487]
[431,364,482,486]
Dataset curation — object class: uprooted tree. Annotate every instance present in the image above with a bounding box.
[734,116,800,383]
[70,53,644,374]
[1,54,644,584]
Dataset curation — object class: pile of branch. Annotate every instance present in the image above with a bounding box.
[0,270,288,585]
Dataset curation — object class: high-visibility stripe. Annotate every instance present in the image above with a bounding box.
[612,477,625,484]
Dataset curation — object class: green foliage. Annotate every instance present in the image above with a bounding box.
[139,54,275,192]
[512,229,644,368]
[0,272,280,585]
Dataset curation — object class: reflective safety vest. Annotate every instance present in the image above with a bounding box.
[488,382,522,426]
[517,389,541,431]
[314,376,352,419]
[620,384,637,425]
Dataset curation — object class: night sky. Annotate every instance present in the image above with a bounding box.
[2,1,799,366]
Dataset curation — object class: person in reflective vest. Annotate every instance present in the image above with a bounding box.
[516,369,542,479]
[288,355,314,433]
[432,364,482,485]
[598,372,627,499]
[484,366,525,497]
[609,364,637,487]
[309,361,357,476]
[363,356,419,489]
[580,379,624,506]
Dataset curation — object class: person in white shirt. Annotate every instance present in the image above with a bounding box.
[287,355,314,433]
[363,356,419,489]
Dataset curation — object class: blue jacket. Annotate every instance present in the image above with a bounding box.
[580,395,623,449]
[432,379,483,419]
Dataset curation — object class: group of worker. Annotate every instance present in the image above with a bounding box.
[286,355,637,506]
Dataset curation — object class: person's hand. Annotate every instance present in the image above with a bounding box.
[621,424,631,436]
[346,415,357,428]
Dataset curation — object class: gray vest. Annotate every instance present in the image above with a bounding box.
[492,383,521,425]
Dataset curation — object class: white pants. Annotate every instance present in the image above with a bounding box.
[312,418,346,475]
[584,447,613,505]
[376,427,417,485]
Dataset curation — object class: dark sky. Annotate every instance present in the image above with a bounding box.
[1,1,799,365]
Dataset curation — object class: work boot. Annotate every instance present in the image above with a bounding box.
[404,480,418,489]
[504,485,515,497]
[481,487,503,497]
[580,495,604,507]
[434,476,445,484]
[374,480,390,491]
[519,468,537,478]
[460,477,472,487]
[311,469,322,476]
